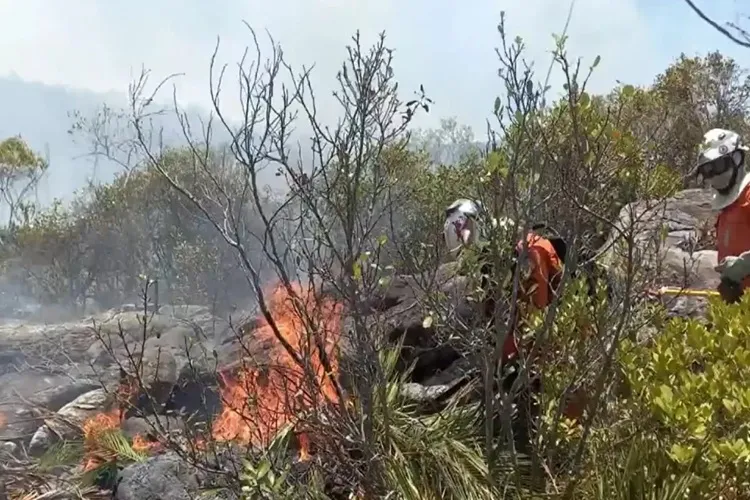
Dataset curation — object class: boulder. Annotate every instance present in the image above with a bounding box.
[120,348,178,417]
[29,388,113,455]
[606,188,720,318]
[120,415,186,441]
[0,372,99,443]
[339,262,477,394]
[115,451,242,500]
[115,452,204,500]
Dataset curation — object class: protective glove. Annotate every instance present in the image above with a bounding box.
[715,251,750,284]
[718,278,743,304]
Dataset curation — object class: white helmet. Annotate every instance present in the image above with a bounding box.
[443,199,513,257]
[696,128,750,210]
[444,199,482,257]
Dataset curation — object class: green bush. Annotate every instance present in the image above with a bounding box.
[619,295,750,495]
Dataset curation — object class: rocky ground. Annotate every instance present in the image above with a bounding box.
[0,189,722,498]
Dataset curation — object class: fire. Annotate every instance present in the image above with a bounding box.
[81,409,121,471]
[76,280,341,467]
[211,281,343,456]
[80,408,159,471]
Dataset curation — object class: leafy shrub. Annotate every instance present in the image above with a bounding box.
[619,295,750,495]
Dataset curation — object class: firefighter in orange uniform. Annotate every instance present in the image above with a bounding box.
[693,129,750,303]
[443,199,584,437]
[443,199,563,365]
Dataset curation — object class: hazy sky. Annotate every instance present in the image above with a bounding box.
[0,0,747,200]
[2,0,748,130]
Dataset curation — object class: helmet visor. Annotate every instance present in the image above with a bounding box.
[697,155,734,179]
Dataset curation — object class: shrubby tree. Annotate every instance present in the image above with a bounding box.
[0,136,47,313]
[651,51,750,181]
[3,142,283,311]
[410,117,480,165]
[0,136,46,233]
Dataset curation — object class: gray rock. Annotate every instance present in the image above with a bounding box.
[115,452,204,500]
[0,440,17,455]
[27,379,102,412]
[605,188,721,318]
[120,348,178,417]
[29,388,112,454]
[401,378,469,405]
[0,372,97,442]
[120,415,185,441]
[337,262,475,392]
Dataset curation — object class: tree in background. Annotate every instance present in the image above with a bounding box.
[410,117,480,165]
[0,136,47,314]
[2,141,283,312]
[650,51,750,182]
[0,136,46,231]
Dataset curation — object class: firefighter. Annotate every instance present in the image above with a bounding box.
[693,128,750,304]
[443,199,605,419]
[443,199,563,364]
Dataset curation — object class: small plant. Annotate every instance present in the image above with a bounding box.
[583,436,696,500]
[239,425,302,499]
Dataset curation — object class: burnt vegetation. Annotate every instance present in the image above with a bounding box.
[2,9,750,500]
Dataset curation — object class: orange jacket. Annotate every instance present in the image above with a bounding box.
[502,232,563,362]
[716,183,750,290]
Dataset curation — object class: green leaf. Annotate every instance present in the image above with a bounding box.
[668,443,696,465]
[255,459,271,479]
[592,55,601,68]
[621,84,635,98]
[579,92,590,108]
[653,384,675,415]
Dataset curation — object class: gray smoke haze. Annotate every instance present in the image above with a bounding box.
[0,0,744,323]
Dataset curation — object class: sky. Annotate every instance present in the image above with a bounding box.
[0,0,747,200]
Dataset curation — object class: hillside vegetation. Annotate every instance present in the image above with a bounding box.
[2,14,750,500]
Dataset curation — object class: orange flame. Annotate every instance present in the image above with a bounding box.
[80,406,159,471]
[81,409,121,471]
[211,281,342,457]
[77,280,341,466]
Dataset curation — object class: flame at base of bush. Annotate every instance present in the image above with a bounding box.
[211,281,343,459]
[77,280,342,469]
[81,410,157,472]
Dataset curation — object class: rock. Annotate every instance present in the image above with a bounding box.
[400,375,472,410]
[121,415,186,441]
[0,372,98,442]
[27,379,102,412]
[0,306,226,374]
[0,441,17,455]
[606,189,720,318]
[120,349,178,418]
[0,320,96,368]
[27,425,54,455]
[29,388,113,454]
[337,262,476,391]
[84,307,233,413]
[422,356,476,387]
[115,452,204,500]
[0,303,260,455]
